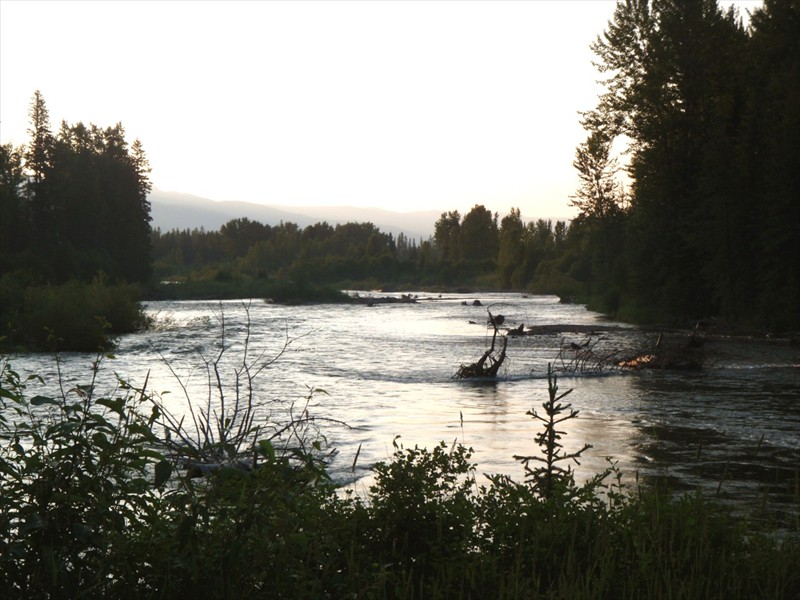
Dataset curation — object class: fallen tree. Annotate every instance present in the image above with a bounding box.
[553,329,706,374]
[617,329,705,370]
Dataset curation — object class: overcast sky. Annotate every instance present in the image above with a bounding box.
[0,0,759,219]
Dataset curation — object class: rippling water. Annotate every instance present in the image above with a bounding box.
[6,293,799,516]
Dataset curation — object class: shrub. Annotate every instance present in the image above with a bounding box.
[0,356,171,598]
[367,439,477,569]
[0,275,149,351]
[0,339,797,599]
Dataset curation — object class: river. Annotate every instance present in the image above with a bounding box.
[6,293,799,518]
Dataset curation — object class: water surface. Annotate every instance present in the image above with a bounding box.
[8,293,799,517]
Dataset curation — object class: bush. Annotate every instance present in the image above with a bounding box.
[0,345,797,599]
[0,357,170,597]
[367,438,477,586]
[0,275,149,351]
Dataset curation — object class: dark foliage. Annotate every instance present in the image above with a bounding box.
[1,353,796,599]
[0,274,150,352]
[1,92,152,285]
[575,0,800,331]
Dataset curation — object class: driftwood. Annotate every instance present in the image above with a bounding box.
[507,323,525,336]
[618,330,704,370]
[455,310,508,378]
[352,293,418,306]
[554,333,621,373]
[553,327,706,374]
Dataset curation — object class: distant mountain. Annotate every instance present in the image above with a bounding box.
[149,189,439,241]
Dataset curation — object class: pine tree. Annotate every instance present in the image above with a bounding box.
[0,144,27,274]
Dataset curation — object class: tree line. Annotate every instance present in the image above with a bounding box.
[0,91,152,284]
[153,0,799,331]
[571,0,799,331]
[150,208,574,294]
[2,0,797,334]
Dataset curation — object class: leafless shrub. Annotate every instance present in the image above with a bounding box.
[148,301,347,475]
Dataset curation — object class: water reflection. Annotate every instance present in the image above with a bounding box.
[3,295,798,520]
[627,366,800,518]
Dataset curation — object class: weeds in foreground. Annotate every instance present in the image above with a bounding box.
[149,302,343,475]
[0,343,798,599]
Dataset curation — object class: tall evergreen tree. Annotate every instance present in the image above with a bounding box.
[12,92,154,283]
[0,144,27,274]
[24,91,56,258]
[586,0,749,321]
[25,90,53,188]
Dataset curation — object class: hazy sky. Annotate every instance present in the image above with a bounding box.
[0,0,759,219]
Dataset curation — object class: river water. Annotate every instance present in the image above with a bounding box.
[6,293,799,518]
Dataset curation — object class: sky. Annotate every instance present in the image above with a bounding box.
[0,0,759,219]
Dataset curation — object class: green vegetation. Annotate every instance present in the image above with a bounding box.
[149,212,570,297]
[0,274,149,352]
[2,0,798,351]
[146,0,799,333]
[573,0,799,331]
[1,92,153,351]
[1,354,796,599]
[147,275,351,304]
[1,92,152,285]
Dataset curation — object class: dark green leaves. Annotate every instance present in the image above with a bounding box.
[154,459,172,488]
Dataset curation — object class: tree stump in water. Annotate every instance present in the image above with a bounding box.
[455,310,508,378]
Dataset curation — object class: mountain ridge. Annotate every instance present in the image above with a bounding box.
[149,188,571,241]
[149,188,440,240]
